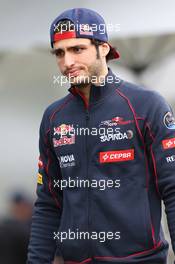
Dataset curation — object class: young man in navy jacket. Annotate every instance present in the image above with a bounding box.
[27,8,175,264]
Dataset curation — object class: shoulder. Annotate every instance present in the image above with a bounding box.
[120,81,161,100]
[40,94,73,130]
[43,93,73,120]
[118,81,167,112]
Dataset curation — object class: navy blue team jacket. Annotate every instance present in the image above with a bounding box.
[27,69,175,264]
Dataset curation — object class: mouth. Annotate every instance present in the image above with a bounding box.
[66,69,81,78]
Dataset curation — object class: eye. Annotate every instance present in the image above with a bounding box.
[55,49,64,58]
[72,47,84,53]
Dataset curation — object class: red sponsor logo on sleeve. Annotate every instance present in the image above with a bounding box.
[99,149,134,163]
[162,137,175,150]
[38,157,44,169]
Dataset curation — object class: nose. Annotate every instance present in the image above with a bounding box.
[64,52,75,68]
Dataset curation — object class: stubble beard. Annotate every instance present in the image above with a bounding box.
[70,60,103,89]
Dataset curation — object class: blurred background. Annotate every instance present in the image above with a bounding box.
[0,0,175,263]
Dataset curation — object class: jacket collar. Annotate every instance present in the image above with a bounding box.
[68,68,122,108]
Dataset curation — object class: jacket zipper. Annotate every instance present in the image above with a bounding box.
[85,108,93,260]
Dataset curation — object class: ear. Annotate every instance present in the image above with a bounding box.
[100,43,110,58]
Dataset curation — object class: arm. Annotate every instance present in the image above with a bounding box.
[146,92,175,257]
[27,110,63,263]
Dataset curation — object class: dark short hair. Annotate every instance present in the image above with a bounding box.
[90,39,114,62]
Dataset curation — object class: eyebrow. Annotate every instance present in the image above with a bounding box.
[50,44,88,55]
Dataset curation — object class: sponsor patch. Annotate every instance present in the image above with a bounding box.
[99,116,134,127]
[99,149,134,163]
[162,137,175,150]
[166,155,175,163]
[163,112,175,130]
[79,24,93,36]
[58,154,76,168]
[38,157,43,169]
[37,173,43,184]
[100,128,133,142]
[53,124,75,147]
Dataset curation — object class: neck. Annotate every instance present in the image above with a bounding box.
[77,66,108,102]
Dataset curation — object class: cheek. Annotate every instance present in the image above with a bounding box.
[56,59,65,72]
[78,52,97,69]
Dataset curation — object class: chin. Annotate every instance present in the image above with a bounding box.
[69,76,90,85]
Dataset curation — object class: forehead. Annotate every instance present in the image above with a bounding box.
[53,38,91,49]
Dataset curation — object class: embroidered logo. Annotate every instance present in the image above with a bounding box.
[38,157,44,169]
[79,24,93,36]
[53,124,75,147]
[99,116,133,127]
[37,173,43,184]
[162,137,175,150]
[163,112,175,130]
[99,149,134,163]
[58,154,76,168]
[100,128,134,142]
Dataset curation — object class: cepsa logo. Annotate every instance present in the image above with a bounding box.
[99,149,134,163]
[53,124,75,147]
[162,137,175,150]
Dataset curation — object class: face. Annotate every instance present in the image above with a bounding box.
[52,38,108,86]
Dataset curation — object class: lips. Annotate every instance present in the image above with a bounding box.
[66,69,80,77]
[69,71,80,77]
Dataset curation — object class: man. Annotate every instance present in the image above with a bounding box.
[0,192,32,264]
[27,8,175,264]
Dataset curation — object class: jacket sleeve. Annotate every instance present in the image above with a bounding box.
[145,92,175,256]
[27,110,63,263]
